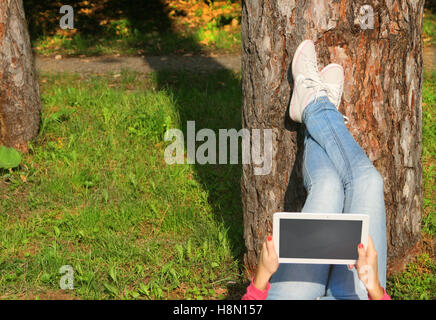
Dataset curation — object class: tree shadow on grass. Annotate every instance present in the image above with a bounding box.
[151,69,245,298]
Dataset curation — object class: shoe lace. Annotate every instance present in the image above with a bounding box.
[299,57,349,124]
[325,83,341,105]
[296,57,329,102]
[320,76,349,124]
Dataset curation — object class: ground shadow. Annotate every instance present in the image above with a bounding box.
[25,0,172,40]
[149,68,246,299]
[425,1,436,13]
[151,69,244,253]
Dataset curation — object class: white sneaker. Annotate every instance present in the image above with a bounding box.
[289,40,328,123]
[320,63,349,123]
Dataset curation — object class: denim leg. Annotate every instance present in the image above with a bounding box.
[268,132,344,300]
[302,96,370,184]
[325,265,369,300]
[344,165,387,287]
[302,97,387,299]
[301,132,344,214]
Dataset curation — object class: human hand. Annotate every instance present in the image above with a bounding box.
[349,236,384,300]
[253,235,279,291]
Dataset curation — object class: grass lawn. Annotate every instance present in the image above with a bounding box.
[1,69,434,300]
[0,70,246,299]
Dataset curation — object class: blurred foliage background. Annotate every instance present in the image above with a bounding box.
[24,0,242,56]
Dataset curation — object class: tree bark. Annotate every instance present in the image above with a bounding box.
[0,0,41,152]
[242,0,424,276]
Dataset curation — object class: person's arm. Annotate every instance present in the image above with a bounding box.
[241,278,270,300]
[241,236,279,300]
[350,237,392,300]
[368,287,391,300]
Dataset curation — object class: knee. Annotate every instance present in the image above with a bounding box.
[304,171,344,213]
[359,166,384,193]
[352,166,386,221]
[306,170,343,196]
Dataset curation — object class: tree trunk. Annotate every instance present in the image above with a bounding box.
[0,0,41,152]
[242,0,424,276]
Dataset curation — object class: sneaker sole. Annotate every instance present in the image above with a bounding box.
[290,79,316,122]
[290,40,315,122]
[291,40,314,79]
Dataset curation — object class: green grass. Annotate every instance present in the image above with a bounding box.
[0,70,245,299]
[32,25,241,57]
[387,254,435,300]
[32,28,216,57]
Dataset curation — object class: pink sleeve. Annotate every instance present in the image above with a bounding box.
[368,287,392,300]
[242,278,270,300]
[381,288,392,300]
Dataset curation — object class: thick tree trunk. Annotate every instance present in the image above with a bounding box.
[242,0,424,276]
[0,0,41,152]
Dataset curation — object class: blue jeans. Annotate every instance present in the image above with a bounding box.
[268,97,387,300]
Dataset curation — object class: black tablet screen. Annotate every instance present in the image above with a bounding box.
[279,219,362,260]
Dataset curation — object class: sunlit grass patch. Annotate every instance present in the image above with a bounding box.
[387,253,436,300]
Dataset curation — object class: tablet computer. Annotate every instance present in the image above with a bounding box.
[273,212,369,265]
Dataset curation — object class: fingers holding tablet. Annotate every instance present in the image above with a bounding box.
[353,236,384,298]
[253,235,279,291]
[261,235,279,275]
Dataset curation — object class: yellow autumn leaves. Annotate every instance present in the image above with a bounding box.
[164,0,241,46]
[165,0,240,28]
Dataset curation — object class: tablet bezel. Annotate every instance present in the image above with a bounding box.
[273,212,369,265]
